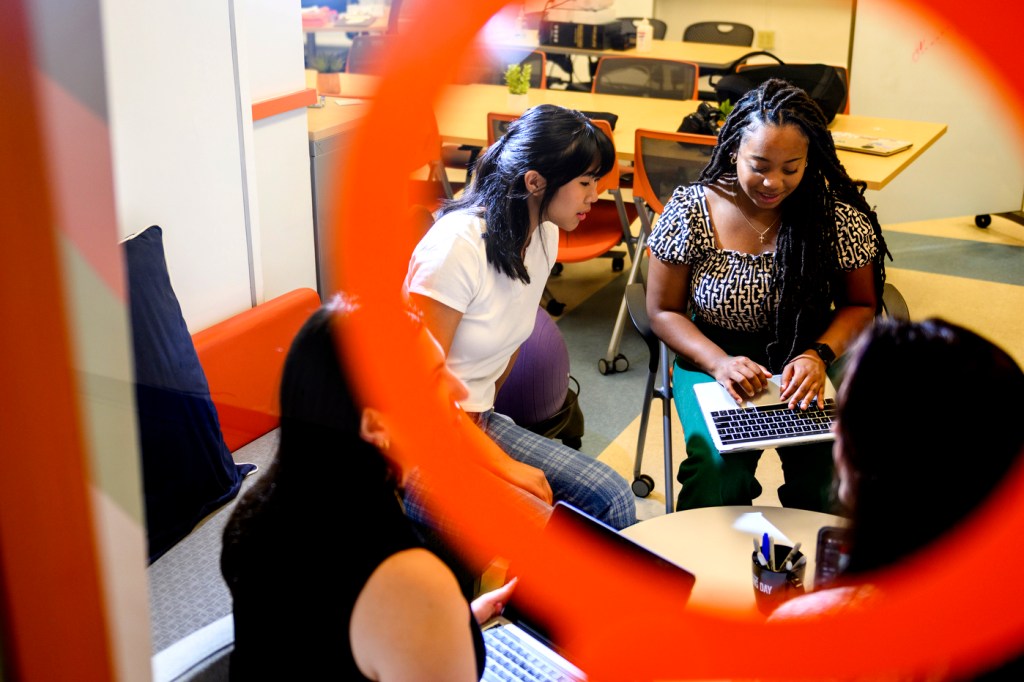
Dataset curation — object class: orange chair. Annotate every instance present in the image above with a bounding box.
[597,128,720,375]
[624,129,718,507]
[591,56,700,101]
[486,113,637,318]
[407,111,456,212]
[461,49,548,89]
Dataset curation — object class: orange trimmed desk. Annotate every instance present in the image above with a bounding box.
[620,505,848,614]
[305,73,948,192]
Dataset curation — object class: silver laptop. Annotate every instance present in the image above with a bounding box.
[831,130,913,156]
[693,375,837,453]
[481,501,696,681]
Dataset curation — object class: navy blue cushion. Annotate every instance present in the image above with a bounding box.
[125,225,253,563]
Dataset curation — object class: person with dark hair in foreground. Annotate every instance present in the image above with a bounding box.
[770,317,1024,680]
[405,103,636,532]
[221,296,515,681]
[646,78,888,512]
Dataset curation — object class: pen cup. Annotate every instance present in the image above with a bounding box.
[751,544,806,616]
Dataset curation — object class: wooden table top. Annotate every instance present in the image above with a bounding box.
[306,73,947,190]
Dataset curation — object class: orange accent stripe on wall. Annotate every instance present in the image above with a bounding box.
[252,88,318,121]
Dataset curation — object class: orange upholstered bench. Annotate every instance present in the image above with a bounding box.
[192,288,321,452]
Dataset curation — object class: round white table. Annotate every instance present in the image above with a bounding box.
[620,505,848,613]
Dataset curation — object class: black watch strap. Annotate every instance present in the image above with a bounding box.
[811,342,836,368]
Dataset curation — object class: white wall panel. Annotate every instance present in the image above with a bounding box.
[102,0,253,331]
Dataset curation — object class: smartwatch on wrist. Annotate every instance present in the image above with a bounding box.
[811,342,836,368]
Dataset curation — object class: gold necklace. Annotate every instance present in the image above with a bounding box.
[731,192,781,244]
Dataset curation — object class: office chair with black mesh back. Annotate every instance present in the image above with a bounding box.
[881,283,910,320]
[598,128,719,379]
[345,33,391,74]
[684,21,755,100]
[615,17,668,40]
[592,57,699,101]
[461,49,548,89]
[407,111,455,212]
[502,50,548,89]
[581,18,670,83]
[612,129,720,507]
[682,21,755,46]
[624,280,675,513]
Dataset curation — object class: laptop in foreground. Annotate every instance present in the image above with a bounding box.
[481,501,696,681]
[693,375,838,453]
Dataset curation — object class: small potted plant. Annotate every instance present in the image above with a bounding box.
[504,62,532,113]
[310,51,345,95]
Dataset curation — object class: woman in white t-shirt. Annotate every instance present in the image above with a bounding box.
[404,104,636,538]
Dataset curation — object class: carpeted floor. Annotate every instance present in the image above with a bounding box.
[148,212,1024,656]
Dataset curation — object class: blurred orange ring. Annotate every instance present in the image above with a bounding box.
[334,1,1024,679]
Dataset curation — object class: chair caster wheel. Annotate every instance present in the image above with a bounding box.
[612,257,624,272]
[546,299,566,316]
[975,214,992,228]
[551,263,564,276]
[631,474,655,498]
[597,354,628,375]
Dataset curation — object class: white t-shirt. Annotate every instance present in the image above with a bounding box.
[404,209,559,412]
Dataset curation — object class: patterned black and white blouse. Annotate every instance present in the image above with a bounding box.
[648,184,879,333]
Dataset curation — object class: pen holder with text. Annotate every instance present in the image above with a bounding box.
[751,544,806,615]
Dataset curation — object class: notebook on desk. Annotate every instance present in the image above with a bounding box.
[481,501,696,681]
[831,130,913,156]
[694,375,837,454]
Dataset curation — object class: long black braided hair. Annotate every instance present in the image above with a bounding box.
[697,78,889,371]
[437,104,615,284]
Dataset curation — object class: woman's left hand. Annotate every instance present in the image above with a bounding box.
[780,354,827,410]
[470,577,518,624]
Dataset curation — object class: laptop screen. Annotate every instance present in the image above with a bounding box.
[501,502,696,648]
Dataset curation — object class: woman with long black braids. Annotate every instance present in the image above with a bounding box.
[646,78,888,512]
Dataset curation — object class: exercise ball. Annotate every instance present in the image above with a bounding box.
[493,306,570,427]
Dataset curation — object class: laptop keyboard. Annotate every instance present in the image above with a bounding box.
[711,398,837,446]
[483,624,583,682]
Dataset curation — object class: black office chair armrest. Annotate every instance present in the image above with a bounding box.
[624,282,659,373]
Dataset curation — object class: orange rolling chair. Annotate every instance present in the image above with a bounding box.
[591,56,700,101]
[619,129,719,509]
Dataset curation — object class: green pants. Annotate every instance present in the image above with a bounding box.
[671,359,838,513]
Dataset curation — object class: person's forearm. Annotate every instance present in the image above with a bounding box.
[812,304,875,360]
[650,310,729,375]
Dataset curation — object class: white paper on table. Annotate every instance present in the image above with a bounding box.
[732,512,794,546]
[332,97,366,106]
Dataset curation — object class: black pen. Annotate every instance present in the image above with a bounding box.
[779,542,802,569]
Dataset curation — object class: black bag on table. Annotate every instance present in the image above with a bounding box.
[677,101,724,137]
[710,51,848,123]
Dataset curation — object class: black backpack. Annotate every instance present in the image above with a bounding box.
[710,51,848,123]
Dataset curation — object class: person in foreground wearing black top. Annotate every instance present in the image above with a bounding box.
[771,317,1024,680]
[221,294,513,681]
